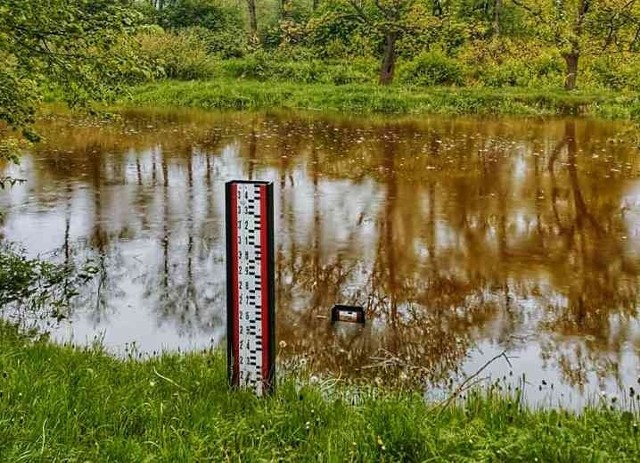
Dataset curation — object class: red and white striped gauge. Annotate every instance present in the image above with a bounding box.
[226,180,275,395]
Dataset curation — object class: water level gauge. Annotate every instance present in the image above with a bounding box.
[226,180,275,396]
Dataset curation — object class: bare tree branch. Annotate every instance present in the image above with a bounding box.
[436,350,513,417]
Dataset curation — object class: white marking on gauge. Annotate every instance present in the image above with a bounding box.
[237,183,263,394]
[226,181,275,396]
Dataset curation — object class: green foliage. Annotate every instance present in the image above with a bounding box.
[260,0,314,50]
[587,54,640,92]
[1,322,640,461]
[399,51,464,86]
[508,0,640,89]
[0,0,147,138]
[0,136,22,166]
[156,0,243,32]
[220,51,376,85]
[0,61,40,137]
[304,0,377,58]
[137,28,217,80]
[591,56,629,91]
[0,244,97,318]
[0,135,28,189]
[458,39,564,88]
[220,51,279,80]
[189,25,247,58]
[1,0,638,124]
[479,59,531,88]
[395,5,442,59]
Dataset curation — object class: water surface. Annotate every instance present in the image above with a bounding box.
[2,109,640,407]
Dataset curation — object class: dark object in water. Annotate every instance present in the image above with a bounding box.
[331,305,365,325]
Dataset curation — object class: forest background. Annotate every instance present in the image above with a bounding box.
[3,0,640,143]
[136,0,640,90]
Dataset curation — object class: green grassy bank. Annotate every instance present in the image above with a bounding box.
[1,323,639,462]
[126,78,640,120]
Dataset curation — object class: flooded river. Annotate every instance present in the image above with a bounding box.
[2,109,640,407]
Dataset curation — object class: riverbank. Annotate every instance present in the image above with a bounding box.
[125,78,640,120]
[1,322,638,461]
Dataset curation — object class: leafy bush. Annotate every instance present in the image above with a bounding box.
[531,53,564,79]
[305,0,377,59]
[395,4,441,59]
[590,56,628,90]
[137,28,216,80]
[262,15,313,51]
[220,51,274,80]
[479,59,530,87]
[157,0,243,32]
[399,52,464,86]
[0,243,97,318]
[328,61,375,85]
[188,26,247,59]
[478,56,564,88]
[586,55,640,91]
[458,39,564,88]
[220,52,375,85]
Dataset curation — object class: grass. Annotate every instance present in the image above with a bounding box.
[124,78,640,120]
[1,321,640,462]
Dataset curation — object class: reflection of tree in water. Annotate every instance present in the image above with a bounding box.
[10,111,640,392]
[145,145,226,334]
[275,124,510,387]
[25,112,231,335]
[60,146,127,326]
[254,115,640,389]
[538,120,639,388]
[137,144,227,336]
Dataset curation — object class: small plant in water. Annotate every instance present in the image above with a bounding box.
[0,242,99,321]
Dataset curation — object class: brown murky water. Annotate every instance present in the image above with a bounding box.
[2,109,640,407]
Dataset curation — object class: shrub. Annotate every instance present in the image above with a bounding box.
[157,0,243,32]
[587,55,640,91]
[590,56,629,90]
[188,26,247,59]
[0,243,97,318]
[220,52,375,85]
[328,60,376,85]
[399,51,464,87]
[220,51,273,80]
[479,59,531,87]
[459,39,564,88]
[532,53,564,79]
[305,0,377,59]
[137,28,216,80]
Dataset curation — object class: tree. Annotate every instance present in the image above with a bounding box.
[156,0,240,31]
[0,0,144,138]
[1,0,145,199]
[346,0,417,84]
[455,0,505,36]
[511,0,640,90]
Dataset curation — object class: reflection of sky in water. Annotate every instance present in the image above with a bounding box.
[623,180,640,259]
[2,111,640,408]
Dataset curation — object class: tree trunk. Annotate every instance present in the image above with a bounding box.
[313,0,319,11]
[246,0,258,42]
[432,0,443,17]
[493,0,502,36]
[563,52,579,90]
[379,31,398,85]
